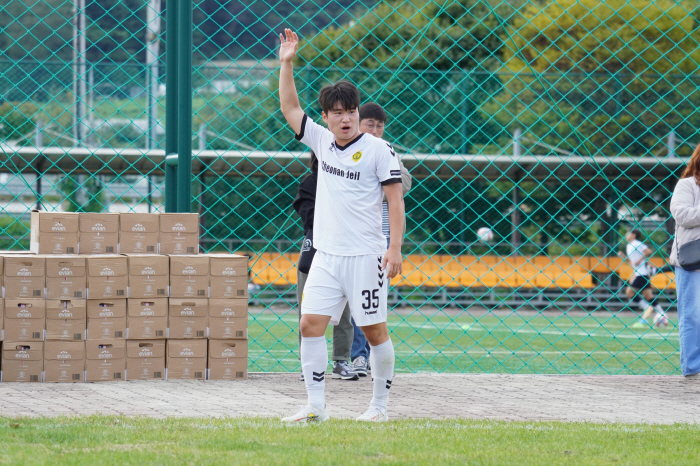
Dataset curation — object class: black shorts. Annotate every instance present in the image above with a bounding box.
[629,275,651,291]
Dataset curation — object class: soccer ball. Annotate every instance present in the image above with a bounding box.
[477,227,494,243]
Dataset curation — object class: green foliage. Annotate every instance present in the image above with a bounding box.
[0,102,36,141]
[483,0,700,156]
[193,0,377,60]
[297,0,502,70]
[86,0,148,62]
[60,175,106,213]
[0,0,74,61]
[296,0,505,153]
[0,215,29,250]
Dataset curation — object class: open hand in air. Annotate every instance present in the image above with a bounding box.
[279,28,298,63]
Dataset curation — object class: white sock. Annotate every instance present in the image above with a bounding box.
[654,304,665,316]
[369,339,395,411]
[301,336,328,410]
[637,298,650,311]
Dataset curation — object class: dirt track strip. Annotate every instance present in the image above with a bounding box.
[1,373,699,424]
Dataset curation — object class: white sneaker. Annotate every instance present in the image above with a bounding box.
[356,405,388,422]
[281,405,329,424]
[654,314,669,327]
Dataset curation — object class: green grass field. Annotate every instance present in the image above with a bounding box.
[1,416,698,465]
[248,309,680,375]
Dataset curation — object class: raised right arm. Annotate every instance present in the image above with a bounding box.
[279,28,305,135]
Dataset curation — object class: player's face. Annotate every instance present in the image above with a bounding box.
[322,104,360,144]
[360,118,385,138]
[625,232,635,243]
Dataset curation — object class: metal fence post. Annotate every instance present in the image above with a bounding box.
[176,0,193,213]
[164,0,179,213]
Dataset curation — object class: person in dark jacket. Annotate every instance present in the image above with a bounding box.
[292,151,359,380]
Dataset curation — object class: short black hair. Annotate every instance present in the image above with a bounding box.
[318,80,360,114]
[359,102,387,123]
[629,229,643,240]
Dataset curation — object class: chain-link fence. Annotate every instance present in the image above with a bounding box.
[1,0,693,374]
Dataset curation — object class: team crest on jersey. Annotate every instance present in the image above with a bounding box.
[352,151,362,162]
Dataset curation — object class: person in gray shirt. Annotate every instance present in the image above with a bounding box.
[351,102,412,376]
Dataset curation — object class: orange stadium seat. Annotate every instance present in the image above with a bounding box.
[244,252,670,291]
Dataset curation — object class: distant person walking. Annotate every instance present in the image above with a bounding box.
[670,144,700,379]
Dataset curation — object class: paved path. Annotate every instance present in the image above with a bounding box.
[1,373,699,424]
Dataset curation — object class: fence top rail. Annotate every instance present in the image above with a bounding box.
[0,144,688,180]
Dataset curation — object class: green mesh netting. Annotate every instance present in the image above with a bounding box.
[1,0,690,374]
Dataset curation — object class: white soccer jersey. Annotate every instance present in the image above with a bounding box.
[296,114,401,256]
[626,239,650,277]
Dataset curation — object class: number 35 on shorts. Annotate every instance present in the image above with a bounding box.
[361,289,380,314]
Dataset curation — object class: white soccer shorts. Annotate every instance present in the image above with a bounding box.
[301,251,388,327]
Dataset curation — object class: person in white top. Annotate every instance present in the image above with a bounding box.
[618,229,668,328]
[278,29,405,423]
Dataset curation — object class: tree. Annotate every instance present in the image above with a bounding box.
[193,0,377,60]
[0,0,74,61]
[86,0,149,63]
[294,0,504,154]
[482,0,700,157]
[61,175,106,212]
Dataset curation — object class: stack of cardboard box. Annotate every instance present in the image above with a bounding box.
[3,254,46,382]
[0,211,249,382]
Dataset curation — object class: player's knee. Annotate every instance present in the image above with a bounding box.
[361,325,389,346]
[299,316,326,338]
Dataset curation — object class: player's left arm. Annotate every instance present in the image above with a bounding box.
[640,245,652,265]
[382,182,404,279]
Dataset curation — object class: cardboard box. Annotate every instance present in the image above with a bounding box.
[30,211,80,255]
[126,340,165,380]
[209,254,249,299]
[45,256,86,299]
[86,299,126,339]
[86,255,127,299]
[127,298,167,339]
[79,213,119,255]
[166,339,206,380]
[159,213,200,255]
[4,255,45,299]
[3,298,45,341]
[207,339,248,380]
[169,255,209,298]
[46,299,87,341]
[208,299,248,340]
[0,299,4,341]
[126,255,169,298]
[85,339,126,382]
[44,340,85,382]
[1,341,43,382]
[119,213,159,254]
[168,298,208,339]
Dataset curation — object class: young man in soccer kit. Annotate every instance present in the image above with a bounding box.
[278,29,405,423]
[618,230,669,328]
[293,152,360,381]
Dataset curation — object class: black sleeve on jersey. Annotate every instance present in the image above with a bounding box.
[292,171,317,234]
[294,114,308,141]
[381,178,402,186]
